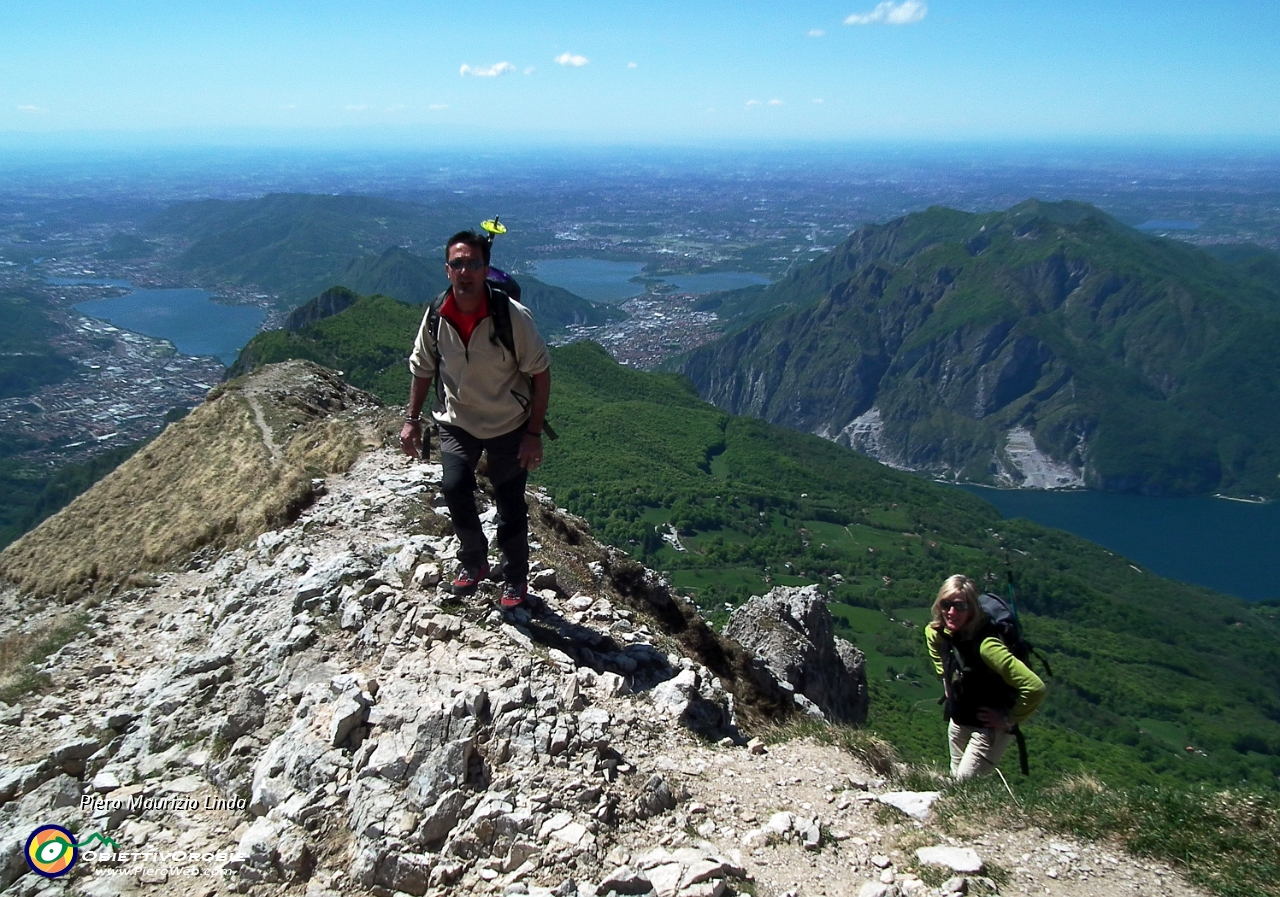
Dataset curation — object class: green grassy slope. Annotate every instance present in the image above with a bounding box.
[227,293,421,402]
[678,200,1280,498]
[543,344,1280,789]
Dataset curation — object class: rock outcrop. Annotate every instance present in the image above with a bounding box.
[724,585,868,725]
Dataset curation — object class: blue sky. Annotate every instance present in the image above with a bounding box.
[3,0,1278,147]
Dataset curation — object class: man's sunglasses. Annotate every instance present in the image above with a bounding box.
[940,600,969,612]
[447,259,486,272]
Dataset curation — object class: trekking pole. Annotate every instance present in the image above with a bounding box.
[1002,543,1018,619]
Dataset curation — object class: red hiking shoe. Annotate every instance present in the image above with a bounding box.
[499,580,527,610]
[450,563,489,596]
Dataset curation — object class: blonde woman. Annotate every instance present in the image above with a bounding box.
[925,574,1046,780]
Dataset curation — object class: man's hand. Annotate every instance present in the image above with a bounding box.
[518,432,543,471]
[401,421,426,460]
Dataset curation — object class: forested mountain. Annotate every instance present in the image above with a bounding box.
[148,193,506,305]
[148,193,455,301]
[679,200,1280,497]
[225,294,1280,790]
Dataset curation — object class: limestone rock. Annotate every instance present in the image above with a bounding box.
[917,845,984,873]
[724,584,867,724]
[878,791,941,821]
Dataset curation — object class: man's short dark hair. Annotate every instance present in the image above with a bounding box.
[445,230,490,265]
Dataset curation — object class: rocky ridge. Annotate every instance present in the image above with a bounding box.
[0,375,1210,897]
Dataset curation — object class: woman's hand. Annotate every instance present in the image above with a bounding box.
[977,707,1013,731]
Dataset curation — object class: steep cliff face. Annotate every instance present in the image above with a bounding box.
[680,201,1280,496]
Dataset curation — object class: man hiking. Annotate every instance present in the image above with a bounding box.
[400,230,551,610]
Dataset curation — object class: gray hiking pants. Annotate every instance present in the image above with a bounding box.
[948,720,1013,781]
[438,423,529,585]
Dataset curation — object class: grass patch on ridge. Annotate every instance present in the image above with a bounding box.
[0,612,89,704]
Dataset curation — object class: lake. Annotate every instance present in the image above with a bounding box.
[532,258,770,304]
[71,284,266,366]
[960,486,1279,603]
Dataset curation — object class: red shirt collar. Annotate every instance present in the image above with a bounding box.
[440,288,489,346]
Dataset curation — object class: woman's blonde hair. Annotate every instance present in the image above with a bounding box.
[929,574,985,637]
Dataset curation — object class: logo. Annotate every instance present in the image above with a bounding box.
[25,825,78,878]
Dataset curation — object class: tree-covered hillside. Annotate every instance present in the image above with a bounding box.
[227,295,1280,790]
[0,291,79,401]
[148,195,624,334]
[679,200,1280,498]
[148,193,475,305]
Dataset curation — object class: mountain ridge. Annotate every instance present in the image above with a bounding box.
[0,360,1253,897]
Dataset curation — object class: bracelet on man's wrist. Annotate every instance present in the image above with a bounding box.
[405,417,422,426]
[526,429,542,437]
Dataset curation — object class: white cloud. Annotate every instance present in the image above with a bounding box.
[812,98,825,104]
[429,104,448,110]
[16,104,45,114]
[524,66,536,75]
[745,99,761,107]
[628,61,638,68]
[845,0,927,25]
[768,99,783,106]
[555,52,589,67]
[808,29,825,37]
[460,61,515,77]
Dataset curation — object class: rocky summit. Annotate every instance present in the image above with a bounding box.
[0,363,1209,897]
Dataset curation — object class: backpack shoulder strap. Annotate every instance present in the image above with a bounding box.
[936,630,969,685]
[425,289,450,407]
[427,289,449,359]
[1013,725,1029,775]
[486,284,518,364]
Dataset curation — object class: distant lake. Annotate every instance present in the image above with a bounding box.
[532,260,645,303]
[961,486,1279,603]
[532,258,771,304]
[69,283,265,366]
[662,272,772,293]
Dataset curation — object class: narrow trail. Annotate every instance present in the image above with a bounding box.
[245,391,281,460]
